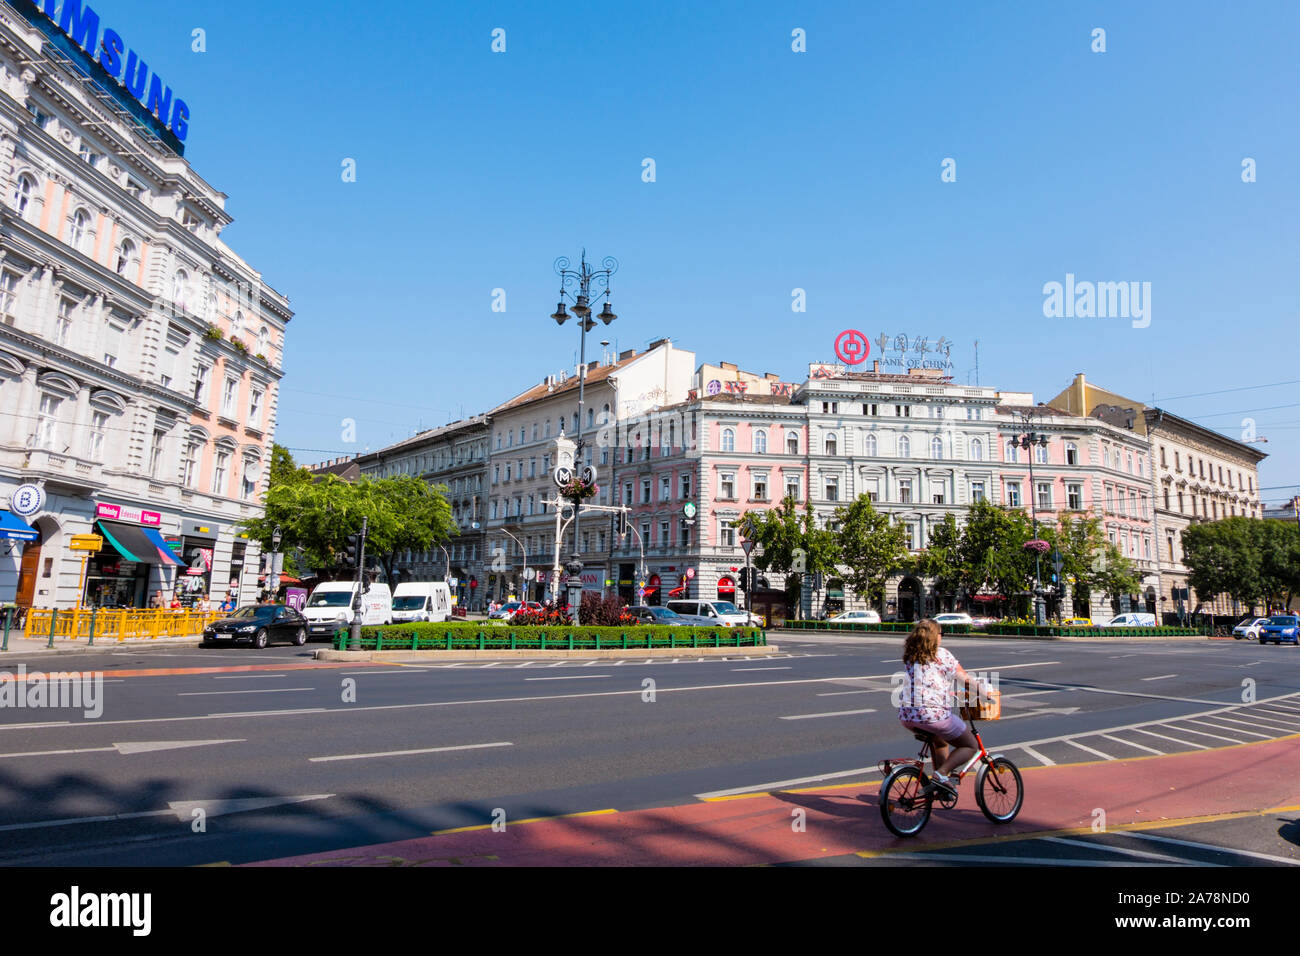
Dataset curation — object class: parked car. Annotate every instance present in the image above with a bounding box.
[1232,617,1270,641]
[1259,615,1300,645]
[969,616,997,630]
[488,602,524,622]
[828,609,882,624]
[202,604,308,648]
[665,599,752,627]
[391,582,453,623]
[302,580,392,639]
[1062,617,1095,627]
[625,605,693,627]
[1100,612,1157,628]
[933,612,973,627]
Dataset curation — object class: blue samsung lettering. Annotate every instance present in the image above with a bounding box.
[122,49,147,98]
[171,100,189,142]
[57,0,99,53]
[146,73,171,127]
[98,27,124,78]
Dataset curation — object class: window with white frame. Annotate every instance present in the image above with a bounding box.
[69,209,90,253]
[212,447,231,495]
[12,174,35,220]
[36,392,62,449]
[930,435,943,459]
[1067,482,1082,510]
[241,458,260,499]
[102,319,125,368]
[895,405,910,418]
[970,437,984,461]
[1036,482,1052,510]
[0,270,17,319]
[720,472,736,499]
[898,435,911,458]
[86,410,108,460]
[55,298,74,347]
[1007,440,1018,463]
[970,481,986,503]
[1035,442,1049,465]
[660,476,671,501]
[825,475,839,501]
[183,439,201,488]
[754,429,767,454]
[721,428,735,452]
[680,472,692,499]
[899,478,913,504]
[642,478,652,503]
[786,432,798,455]
[822,401,838,414]
[719,519,736,547]
[863,403,879,416]
[932,486,945,504]
[825,433,838,456]
[785,475,800,499]
[753,474,768,500]
[149,428,166,477]
[659,520,670,546]
[172,270,189,310]
[624,481,633,506]
[221,377,239,418]
[115,239,137,277]
[864,433,877,456]
[1065,441,1078,465]
[1006,481,1021,507]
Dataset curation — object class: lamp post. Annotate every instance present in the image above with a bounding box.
[498,527,529,601]
[549,249,618,624]
[268,525,282,601]
[1015,417,1051,626]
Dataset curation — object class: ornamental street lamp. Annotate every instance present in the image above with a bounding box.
[268,525,283,600]
[549,249,618,624]
[1015,415,1051,625]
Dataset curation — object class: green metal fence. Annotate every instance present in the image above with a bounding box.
[334,626,768,652]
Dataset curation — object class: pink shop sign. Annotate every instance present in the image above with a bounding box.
[95,503,162,527]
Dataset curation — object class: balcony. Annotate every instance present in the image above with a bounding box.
[20,448,105,491]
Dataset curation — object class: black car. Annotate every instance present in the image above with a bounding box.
[201,604,308,648]
[625,605,695,627]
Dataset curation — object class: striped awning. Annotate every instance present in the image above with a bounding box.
[97,521,184,566]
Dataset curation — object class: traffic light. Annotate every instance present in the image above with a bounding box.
[738,568,749,592]
[812,571,824,591]
[344,533,360,567]
[617,509,628,537]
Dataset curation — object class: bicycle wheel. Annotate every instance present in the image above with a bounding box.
[975,756,1023,823]
[880,765,932,837]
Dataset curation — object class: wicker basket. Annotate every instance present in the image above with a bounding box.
[957,687,1001,720]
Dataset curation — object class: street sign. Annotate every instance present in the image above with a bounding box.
[740,538,755,556]
[580,465,597,486]
[448,577,459,588]
[553,466,574,488]
[682,502,697,519]
[522,568,537,581]
[636,587,646,599]
[68,534,103,552]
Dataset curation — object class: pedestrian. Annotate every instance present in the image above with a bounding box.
[169,594,182,610]
[150,590,164,609]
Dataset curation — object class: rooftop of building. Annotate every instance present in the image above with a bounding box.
[354,414,491,463]
[490,340,674,415]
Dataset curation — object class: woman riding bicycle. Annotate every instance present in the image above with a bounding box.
[897,619,986,801]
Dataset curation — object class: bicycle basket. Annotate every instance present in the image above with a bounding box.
[957,687,1001,720]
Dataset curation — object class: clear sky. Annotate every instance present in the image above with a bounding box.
[111,0,1299,502]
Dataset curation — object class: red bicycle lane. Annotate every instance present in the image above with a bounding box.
[245,733,1300,867]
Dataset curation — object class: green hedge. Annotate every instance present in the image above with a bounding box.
[782,621,972,634]
[335,622,768,651]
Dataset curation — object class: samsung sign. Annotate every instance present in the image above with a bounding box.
[17,0,189,150]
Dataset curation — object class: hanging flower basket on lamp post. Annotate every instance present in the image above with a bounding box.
[1023,539,1051,555]
[561,478,597,502]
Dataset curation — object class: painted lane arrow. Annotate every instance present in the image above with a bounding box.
[0,739,246,759]
[0,793,335,833]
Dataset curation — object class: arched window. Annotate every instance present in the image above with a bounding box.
[930,436,943,459]
[69,209,90,252]
[257,326,270,355]
[754,429,767,454]
[721,428,735,452]
[12,174,35,219]
[825,434,838,456]
[232,310,244,337]
[172,270,189,310]
[1035,442,1049,465]
[865,433,878,456]
[898,435,911,458]
[1065,441,1078,465]
[587,408,594,429]
[786,432,798,455]
[115,239,137,277]
[1007,440,1019,463]
[971,437,984,461]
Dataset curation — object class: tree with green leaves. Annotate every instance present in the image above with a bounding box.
[737,496,840,617]
[835,494,909,611]
[909,511,965,601]
[1181,517,1300,614]
[955,500,1037,603]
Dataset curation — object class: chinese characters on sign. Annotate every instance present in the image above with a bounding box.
[872,333,955,371]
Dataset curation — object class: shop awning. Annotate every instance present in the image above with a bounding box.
[0,511,38,542]
[97,521,184,566]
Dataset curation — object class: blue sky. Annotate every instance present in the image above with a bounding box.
[109,0,1298,502]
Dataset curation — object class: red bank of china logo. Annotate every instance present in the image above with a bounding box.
[834,330,870,365]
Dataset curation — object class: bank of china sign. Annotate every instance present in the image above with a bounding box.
[20,0,190,145]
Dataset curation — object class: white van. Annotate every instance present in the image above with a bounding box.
[303,580,392,639]
[1101,612,1157,628]
[392,582,452,623]
[666,599,753,627]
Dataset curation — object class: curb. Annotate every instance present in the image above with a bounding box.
[0,636,205,653]
[314,644,782,662]
[769,629,1212,643]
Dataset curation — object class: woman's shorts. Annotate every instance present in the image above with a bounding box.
[900,713,968,744]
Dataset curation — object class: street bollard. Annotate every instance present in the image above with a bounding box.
[47,608,57,649]
[1,607,10,652]
[88,610,96,647]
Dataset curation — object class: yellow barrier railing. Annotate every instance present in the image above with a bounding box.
[22,609,222,642]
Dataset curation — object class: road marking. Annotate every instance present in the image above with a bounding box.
[1166,723,1246,744]
[1133,728,1207,750]
[208,708,327,718]
[1140,674,1177,681]
[1187,717,1271,738]
[431,808,616,835]
[178,688,314,696]
[309,741,513,763]
[868,852,1164,867]
[816,690,879,697]
[1000,707,1081,720]
[481,662,501,668]
[696,766,881,801]
[1040,836,1217,866]
[1016,745,1056,766]
[732,667,791,672]
[337,670,412,676]
[523,675,611,681]
[1248,708,1300,727]
[212,674,289,679]
[1062,739,1114,760]
[0,794,333,833]
[779,708,876,721]
[1119,831,1300,866]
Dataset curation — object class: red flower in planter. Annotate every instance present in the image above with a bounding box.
[1023,539,1051,554]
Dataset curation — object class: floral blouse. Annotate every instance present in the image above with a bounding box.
[898,647,960,722]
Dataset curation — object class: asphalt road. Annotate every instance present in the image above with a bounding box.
[0,631,1297,865]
